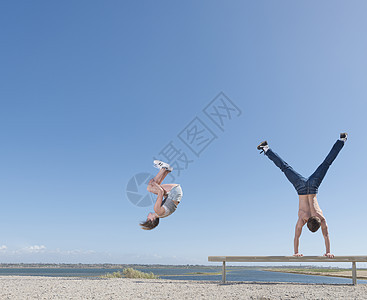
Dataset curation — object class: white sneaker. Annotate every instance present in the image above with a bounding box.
[153,160,173,172]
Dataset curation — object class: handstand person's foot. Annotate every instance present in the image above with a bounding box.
[153,160,173,172]
[257,141,269,154]
[340,132,348,142]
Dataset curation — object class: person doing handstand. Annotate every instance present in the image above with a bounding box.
[257,133,348,258]
[140,160,183,230]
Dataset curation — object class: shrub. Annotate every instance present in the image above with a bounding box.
[101,271,124,278]
[101,268,159,279]
[123,268,159,279]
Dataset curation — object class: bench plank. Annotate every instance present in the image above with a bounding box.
[208,256,367,262]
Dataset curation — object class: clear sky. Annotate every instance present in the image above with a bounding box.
[1,1,366,266]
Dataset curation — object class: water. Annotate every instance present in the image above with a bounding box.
[0,267,366,285]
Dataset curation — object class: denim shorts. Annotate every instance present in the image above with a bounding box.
[168,185,183,203]
[160,185,183,218]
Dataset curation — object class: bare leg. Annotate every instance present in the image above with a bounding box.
[147,168,171,195]
[152,168,170,185]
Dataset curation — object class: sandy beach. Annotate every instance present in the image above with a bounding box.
[0,276,366,300]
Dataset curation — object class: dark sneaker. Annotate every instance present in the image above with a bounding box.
[257,141,268,154]
[340,132,348,141]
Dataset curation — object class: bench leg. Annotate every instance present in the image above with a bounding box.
[222,261,226,284]
[352,262,357,285]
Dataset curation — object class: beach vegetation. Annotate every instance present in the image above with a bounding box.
[123,268,159,279]
[101,271,124,278]
[101,268,159,279]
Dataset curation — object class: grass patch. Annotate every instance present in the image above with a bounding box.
[274,268,348,273]
[101,271,124,278]
[184,271,223,276]
[264,268,367,280]
[124,268,159,279]
[101,268,159,279]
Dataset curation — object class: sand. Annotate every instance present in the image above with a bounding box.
[0,276,366,300]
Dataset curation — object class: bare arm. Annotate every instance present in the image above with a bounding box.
[321,220,334,258]
[294,217,305,256]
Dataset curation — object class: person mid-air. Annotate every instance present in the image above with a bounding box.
[140,160,183,230]
[257,133,348,258]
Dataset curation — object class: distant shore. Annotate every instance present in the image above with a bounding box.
[0,276,366,300]
[2,264,367,282]
[2,263,359,269]
[0,263,217,269]
[2,264,366,280]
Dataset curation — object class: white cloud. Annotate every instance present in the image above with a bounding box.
[51,248,96,255]
[27,245,46,252]
[16,245,47,253]
[0,245,196,264]
[0,245,104,263]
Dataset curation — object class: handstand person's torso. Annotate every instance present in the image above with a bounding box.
[298,194,325,222]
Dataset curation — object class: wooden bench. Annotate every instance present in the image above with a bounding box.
[208,256,367,285]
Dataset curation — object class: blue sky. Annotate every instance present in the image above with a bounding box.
[0,1,366,266]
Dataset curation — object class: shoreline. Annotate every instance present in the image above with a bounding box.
[0,264,248,269]
[265,268,367,280]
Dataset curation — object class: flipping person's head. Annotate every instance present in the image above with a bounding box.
[140,212,159,230]
[307,216,321,232]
